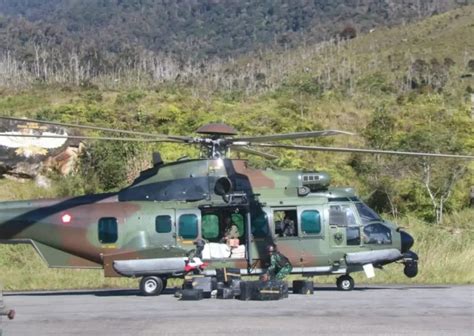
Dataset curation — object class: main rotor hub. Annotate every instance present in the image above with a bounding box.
[197,137,230,159]
[196,123,238,136]
[195,123,237,159]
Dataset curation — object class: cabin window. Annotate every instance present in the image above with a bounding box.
[300,210,321,235]
[98,217,118,243]
[251,211,269,238]
[178,214,198,239]
[202,213,219,240]
[155,215,172,233]
[363,223,392,245]
[273,209,298,237]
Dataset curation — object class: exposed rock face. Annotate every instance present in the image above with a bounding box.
[0,119,80,177]
[44,144,83,176]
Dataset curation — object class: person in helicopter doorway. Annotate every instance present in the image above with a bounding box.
[221,216,240,244]
[220,216,241,257]
[282,212,296,237]
[265,244,293,281]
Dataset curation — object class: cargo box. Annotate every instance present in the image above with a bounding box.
[180,289,203,301]
[292,280,314,295]
[254,280,288,301]
[239,281,259,301]
[230,278,241,297]
[217,287,234,299]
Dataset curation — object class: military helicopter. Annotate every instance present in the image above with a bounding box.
[0,116,472,296]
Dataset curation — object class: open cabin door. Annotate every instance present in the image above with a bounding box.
[199,205,250,265]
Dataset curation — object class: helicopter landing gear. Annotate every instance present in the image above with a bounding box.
[402,250,418,278]
[336,275,355,291]
[139,276,165,296]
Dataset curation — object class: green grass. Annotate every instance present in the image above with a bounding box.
[0,179,58,201]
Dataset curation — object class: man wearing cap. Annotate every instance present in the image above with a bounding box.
[266,245,292,280]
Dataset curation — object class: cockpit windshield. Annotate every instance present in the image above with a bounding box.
[355,202,382,224]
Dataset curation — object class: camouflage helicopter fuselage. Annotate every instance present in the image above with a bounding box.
[0,158,418,291]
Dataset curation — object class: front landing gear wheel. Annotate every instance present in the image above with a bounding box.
[336,275,354,291]
[140,276,164,296]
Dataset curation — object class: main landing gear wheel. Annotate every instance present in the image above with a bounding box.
[336,275,355,291]
[139,276,164,296]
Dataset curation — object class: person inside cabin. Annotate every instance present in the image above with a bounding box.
[192,238,206,259]
[221,216,240,249]
[282,212,296,237]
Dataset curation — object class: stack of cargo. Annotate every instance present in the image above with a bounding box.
[180,274,216,300]
[177,270,296,301]
[216,268,241,299]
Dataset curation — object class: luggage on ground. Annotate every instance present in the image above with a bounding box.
[292,280,314,294]
[180,288,204,301]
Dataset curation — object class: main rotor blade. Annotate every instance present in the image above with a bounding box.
[0,116,191,142]
[231,130,353,143]
[0,133,182,142]
[231,145,278,160]
[252,143,474,159]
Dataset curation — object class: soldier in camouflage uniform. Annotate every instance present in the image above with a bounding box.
[266,245,292,280]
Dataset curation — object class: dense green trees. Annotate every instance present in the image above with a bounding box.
[0,0,465,73]
[352,95,473,223]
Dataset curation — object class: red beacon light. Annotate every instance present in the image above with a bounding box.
[61,214,72,224]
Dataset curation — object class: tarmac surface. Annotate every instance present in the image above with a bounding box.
[1,285,473,335]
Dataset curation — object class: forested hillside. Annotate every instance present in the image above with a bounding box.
[1,5,472,220]
[0,0,469,81]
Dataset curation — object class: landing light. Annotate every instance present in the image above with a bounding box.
[62,214,72,224]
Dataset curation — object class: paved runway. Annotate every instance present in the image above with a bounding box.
[1,285,473,335]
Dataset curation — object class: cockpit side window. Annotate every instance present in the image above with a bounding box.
[363,223,392,245]
[329,204,360,246]
[329,205,357,227]
[355,202,382,224]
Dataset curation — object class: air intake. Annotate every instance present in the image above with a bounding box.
[300,172,331,192]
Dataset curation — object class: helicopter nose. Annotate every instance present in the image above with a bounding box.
[400,230,414,253]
